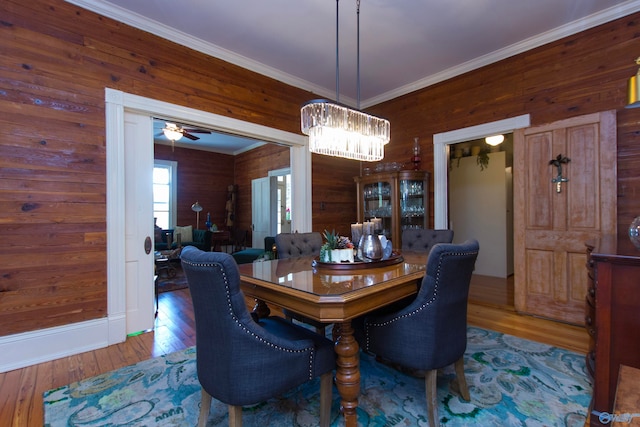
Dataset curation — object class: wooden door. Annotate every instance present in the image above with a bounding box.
[514,111,616,325]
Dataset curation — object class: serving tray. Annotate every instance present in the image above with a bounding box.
[312,252,404,270]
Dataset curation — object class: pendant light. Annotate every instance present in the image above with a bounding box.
[301,0,390,162]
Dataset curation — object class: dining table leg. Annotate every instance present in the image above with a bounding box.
[334,321,360,427]
[251,299,270,319]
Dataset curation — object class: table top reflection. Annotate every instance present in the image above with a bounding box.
[237,252,428,323]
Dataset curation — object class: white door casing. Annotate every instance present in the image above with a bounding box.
[433,115,531,229]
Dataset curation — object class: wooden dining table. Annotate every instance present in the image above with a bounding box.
[237,251,428,427]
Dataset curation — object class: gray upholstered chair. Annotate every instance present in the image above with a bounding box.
[180,247,335,427]
[353,239,479,427]
[401,228,454,253]
[275,232,323,259]
[274,232,328,334]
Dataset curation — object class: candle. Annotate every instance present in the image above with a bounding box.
[351,223,363,246]
[363,221,373,235]
[372,217,382,232]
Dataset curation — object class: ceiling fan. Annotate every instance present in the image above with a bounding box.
[157,122,211,141]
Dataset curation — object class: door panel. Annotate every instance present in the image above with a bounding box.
[514,111,616,324]
[526,134,553,228]
[124,111,155,334]
[251,176,277,248]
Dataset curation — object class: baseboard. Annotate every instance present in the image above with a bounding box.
[0,318,116,373]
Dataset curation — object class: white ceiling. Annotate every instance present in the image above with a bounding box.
[69,0,640,153]
[152,118,266,155]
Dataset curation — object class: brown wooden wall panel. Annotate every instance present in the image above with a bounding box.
[371,13,640,236]
[1,0,640,337]
[234,144,290,244]
[312,155,360,237]
[0,0,314,336]
[154,144,235,229]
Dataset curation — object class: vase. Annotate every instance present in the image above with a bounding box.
[358,234,383,261]
[629,216,640,249]
[322,248,354,263]
[332,248,354,263]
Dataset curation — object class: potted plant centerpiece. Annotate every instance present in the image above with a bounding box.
[320,229,355,263]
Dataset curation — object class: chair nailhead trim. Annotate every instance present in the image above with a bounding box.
[182,259,318,379]
[363,249,479,351]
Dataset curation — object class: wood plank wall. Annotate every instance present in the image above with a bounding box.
[234,143,290,243]
[0,0,344,336]
[0,0,639,338]
[154,144,234,229]
[370,13,640,231]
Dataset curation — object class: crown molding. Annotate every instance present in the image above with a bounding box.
[68,0,640,109]
[363,0,640,107]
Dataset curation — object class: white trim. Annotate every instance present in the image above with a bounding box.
[0,88,311,373]
[0,319,109,372]
[65,0,640,108]
[433,115,530,230]
[290,144,313,232]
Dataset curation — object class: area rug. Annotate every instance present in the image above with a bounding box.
[43,327,591,426]
[156,263,188,293]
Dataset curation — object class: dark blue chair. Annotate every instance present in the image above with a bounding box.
[181,246,335,427]
[353,239,479,427]
[275,232,328,335]
[274,232,323,259]
[401,228,454,253]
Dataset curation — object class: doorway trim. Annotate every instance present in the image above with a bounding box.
[432,114,530,229]
[105,88,311,343]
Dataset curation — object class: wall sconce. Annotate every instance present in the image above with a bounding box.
[626,57,640,109]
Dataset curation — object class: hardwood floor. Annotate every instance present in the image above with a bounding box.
[0,275,588,426]
[468,274,589,354]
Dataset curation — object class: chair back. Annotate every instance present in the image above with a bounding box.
[417,239,479,366]
[401,228,454,252]
[275,232,322,259]
[180,246,326,406]
[360,239,478,370]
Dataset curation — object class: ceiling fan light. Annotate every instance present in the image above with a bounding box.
[301,100,390,162]
[485,134,505,146]
[163,123,183,141]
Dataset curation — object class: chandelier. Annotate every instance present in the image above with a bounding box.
[301,0,390,162]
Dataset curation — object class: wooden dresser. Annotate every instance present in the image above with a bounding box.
[586,236,640,426]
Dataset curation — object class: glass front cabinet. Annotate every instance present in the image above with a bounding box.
[354,170,429,249]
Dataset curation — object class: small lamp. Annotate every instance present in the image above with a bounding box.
[626,57,640,109]
[191,201,203,229]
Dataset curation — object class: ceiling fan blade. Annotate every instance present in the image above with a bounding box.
[182,132,200,141]
[182,128,211,134]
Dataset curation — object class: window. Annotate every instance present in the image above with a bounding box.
[153,160,177,230]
